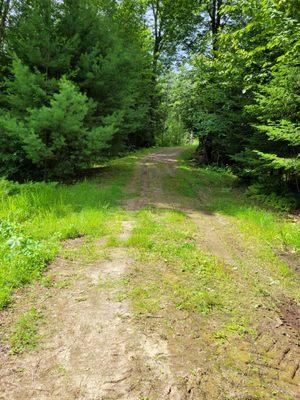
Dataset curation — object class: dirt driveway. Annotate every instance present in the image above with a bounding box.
[0,148,299,400]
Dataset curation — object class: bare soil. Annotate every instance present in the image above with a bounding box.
[0,221,184,399]
[0,148,299,400]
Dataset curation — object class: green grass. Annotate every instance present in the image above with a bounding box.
[0,150,148,308]
[169,147,300,253]
[126,209,237,316]
[161,147,300,306]
[9,307,42,354]
[123,206,274,379]
[125,206,288,318]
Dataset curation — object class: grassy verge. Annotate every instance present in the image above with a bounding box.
[171,147,300,253]
[0,150,147,309]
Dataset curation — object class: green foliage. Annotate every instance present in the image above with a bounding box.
[159,115,189,147]
[4,57,47,114]
[177,56,250,164]
[0,0,153,180]
[167,0,300,204]
[0,0,299,201]
[247,184,298,212]
[1,75,117,179]
[26,78,116,178]
[0,111,29,178]
[242,61,300,196]
[0,218,58,308]
[0,150,141,308]
[156,73,191,146]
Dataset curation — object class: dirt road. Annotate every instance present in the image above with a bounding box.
[0,148,299,400]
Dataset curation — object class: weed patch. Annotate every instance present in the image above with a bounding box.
[9,308,43,354]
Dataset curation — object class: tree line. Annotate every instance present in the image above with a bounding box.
[164,0,300,207]
[0,0,299,206]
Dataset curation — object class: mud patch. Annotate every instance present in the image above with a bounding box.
[278,296,300,331]
[62,236,85,248]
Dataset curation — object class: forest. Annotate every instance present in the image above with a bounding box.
[0,1,299,399]
[0,0,299,206]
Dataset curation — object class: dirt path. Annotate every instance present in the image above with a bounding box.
[126,148,300,399]
[0,148,299,399]
[135,149,300,400]
[0,219,183,399]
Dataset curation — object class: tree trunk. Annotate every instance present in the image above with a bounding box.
[198,0,223,163]
[0,0,10,45]
[210,0,222,51]
[148,0,163,145]
[196,136,213,164]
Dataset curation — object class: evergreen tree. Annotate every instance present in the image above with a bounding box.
[0,0,153,179]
